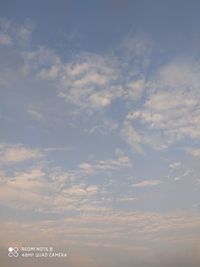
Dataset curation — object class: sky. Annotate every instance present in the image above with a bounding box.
[0,1,200,266]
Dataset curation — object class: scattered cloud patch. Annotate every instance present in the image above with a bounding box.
[185,147,200,157]
[0,17,33,47]
[79,154,131,175]
[0,143,43,164]
[170,161,181,169]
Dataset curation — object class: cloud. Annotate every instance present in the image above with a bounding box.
[4,18,200,153]
[124,79,147,101]
[0,33,12,46]
[0,18,12,46]
[0,154,110,212]
[57,38,152,112]
[0,144,132,213]
[21,36,151,115]
[89,92,112,108]
[0,165,98,212]
[170,161,181,169]
[66,185,98,196]
[121,121,144,153]
[22,46,61,77]
[57,53,121,111]
[1,210,200,252]
[0,17,33,47]
[27,107,43,120]
[79,153,131,174]
[0,15,200,267]
[88,118,118,134]
[123,60,200,151]
[132,179,162,187]
[158,61,198,88]
[0,165,57,211]
[0,144,43,164]
[185,147,200,157]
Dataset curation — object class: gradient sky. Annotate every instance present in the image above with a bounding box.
[0,1,200,267]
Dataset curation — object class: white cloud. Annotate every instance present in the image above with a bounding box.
[0,164,99,212]
[89,92,112,108]
[28,107,43,119]
[88,118,118,134]
[79,154,131,174]
[67,185,98,196]
[132,179,161,187]
[169,161,181,169]
[0,144,131,213]
[79,162,95,174]
[0,144,42,164]
[17,22,33,45]
[0,33,12,46]
[185,147,200,157]
[123,60,200,151]
[0,18,12,46]
[124,79,147,101]
[0,167,51,210]
[132,90,200,140]
[121,121,143,153]
[0,17,33,47]
[22,46,61,76]
[25,37,152,114]
[158,62,198,88]
[57,53,121,111]
[38,64,60,80]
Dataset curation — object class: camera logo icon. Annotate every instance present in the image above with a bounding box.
[8,247,19,257]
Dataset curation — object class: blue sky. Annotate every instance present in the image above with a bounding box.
[0,1,200,267]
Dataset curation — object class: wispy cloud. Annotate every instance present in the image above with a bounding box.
[79,153,131,174]
[132,179,162,187]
